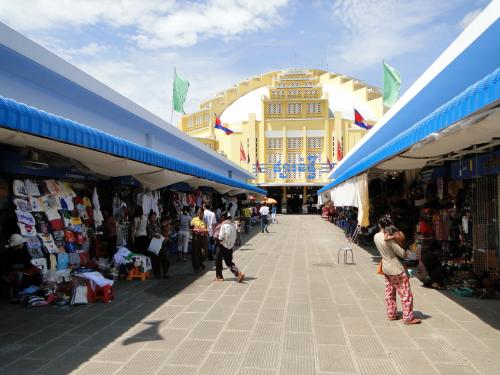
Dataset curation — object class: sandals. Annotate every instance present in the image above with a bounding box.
[237,272,245,283]
[404,318,422,325]
[214,277,224,282]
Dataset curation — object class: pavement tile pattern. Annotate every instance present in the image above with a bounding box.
[0,215,499,374]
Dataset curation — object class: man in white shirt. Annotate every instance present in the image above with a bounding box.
[203,204,217,260]
[215,213,245,282]
[259,203,270,233]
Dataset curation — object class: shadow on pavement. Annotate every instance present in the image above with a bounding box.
[0,225,261,374]
[353,235,500,332]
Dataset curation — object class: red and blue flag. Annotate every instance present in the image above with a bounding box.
[354,109,373,130]
[214,115,233,135]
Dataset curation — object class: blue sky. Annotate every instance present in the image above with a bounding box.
[0,0,490,125]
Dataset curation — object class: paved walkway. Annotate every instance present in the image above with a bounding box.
[1,215,500,374]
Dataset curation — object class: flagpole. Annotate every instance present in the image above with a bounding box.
[170,67,175,126]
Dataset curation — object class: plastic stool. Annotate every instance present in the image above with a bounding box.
[338,247,354,264]
[127,266,150,281]
[93,284,114,303]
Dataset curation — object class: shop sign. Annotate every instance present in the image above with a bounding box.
[272,155,323,179]
[451,151,500,180]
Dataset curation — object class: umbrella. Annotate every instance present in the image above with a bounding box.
[262,198,277,205]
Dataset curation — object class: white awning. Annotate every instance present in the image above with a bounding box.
[378,106,500,170]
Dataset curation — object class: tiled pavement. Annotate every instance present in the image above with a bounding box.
[1,215,500,374]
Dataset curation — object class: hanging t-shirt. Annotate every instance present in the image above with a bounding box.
[32,212,49,234]
[26,236,44,258]
[13,198,32,212]
[18,222,37,237]
[29,196,47,212]
[24,180,41,196]
[12,180,28,197]
[16,210,36,226]
[38,233,58,254]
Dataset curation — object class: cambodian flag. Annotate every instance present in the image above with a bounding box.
[354,109,373,130]
[214,115,233,135]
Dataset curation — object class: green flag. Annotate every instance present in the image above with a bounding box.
[383,61,401,108]
[172,70,189,114]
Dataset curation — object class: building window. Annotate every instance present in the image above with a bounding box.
[267,138,283,149]
[268,102,282,115]
[307,151,323,179]
[267,152,282,179]
[286,152,303,179]
[205,113,210,122]
[307,137,323,149]
[287,137,303,149]
[188,117,194,128]
[288,89,300,96]
[307,102,321,114]
[287,103,302,114]
[195,115,203,125]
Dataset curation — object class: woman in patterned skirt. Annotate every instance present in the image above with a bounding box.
[374,215,421,325]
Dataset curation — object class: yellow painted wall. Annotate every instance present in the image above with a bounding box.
[180,68,384,186]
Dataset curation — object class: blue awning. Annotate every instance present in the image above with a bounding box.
[0,95,267,195]
[319,67,500,194]
[329,15,500,188]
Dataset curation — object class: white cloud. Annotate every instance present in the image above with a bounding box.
[329,0,464,70]
[459,8,482,30]
[0,0,289,49]
[71,49,242,126]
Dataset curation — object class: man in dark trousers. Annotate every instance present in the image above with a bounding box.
[214,212,245,282]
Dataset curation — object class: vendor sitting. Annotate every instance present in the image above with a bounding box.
[1,234,39,301]
[416,242,446,289]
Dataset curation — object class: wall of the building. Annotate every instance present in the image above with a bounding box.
[180,69,384,186]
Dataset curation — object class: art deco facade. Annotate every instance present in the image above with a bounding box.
[179,69,384,211]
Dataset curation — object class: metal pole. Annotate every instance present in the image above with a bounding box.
[170,67,175,126]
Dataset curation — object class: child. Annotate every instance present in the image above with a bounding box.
[384,224,406,249]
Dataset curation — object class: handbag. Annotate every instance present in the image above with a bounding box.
[148,236,164,255]
[377,261,384,275]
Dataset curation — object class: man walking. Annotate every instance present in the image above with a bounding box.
[259,203,270,233]
[191,208,208,273]
[203,204,217,261]
[215,212,245,282]
[242,205,252,234]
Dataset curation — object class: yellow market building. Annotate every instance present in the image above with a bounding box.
[179,68,384,213]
